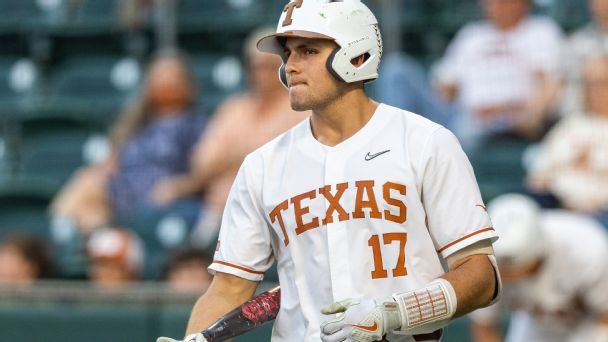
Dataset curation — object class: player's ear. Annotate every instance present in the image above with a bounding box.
[350,53,370,68]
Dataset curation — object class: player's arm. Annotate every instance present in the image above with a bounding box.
[321,241,500,341]
[442,241,498,318]
[185,272,259,336]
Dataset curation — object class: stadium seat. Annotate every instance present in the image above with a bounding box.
[469,136,530,202]
[14,111,104,186]
[178,0,268,33]
[50,55,141,125]
[0,176,57,237]
[114,211,198,280]
[0,56,39,116]
[0,0,42,34]
[190,53,245,112]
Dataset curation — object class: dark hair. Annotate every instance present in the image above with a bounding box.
[109,48,198,150]
[163,247,211,279]
[0,232,54,279]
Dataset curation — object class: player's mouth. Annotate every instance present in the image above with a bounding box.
[288,80,306,88]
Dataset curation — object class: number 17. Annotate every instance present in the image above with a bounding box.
[368,233,408,279]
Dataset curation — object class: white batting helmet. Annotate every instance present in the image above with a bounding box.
[257,0,382,85]
[487,193,545,267]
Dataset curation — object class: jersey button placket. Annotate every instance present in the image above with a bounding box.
[324,150,354,301]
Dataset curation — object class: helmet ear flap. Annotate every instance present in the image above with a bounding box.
[325,47,345,83]
[278,64,288,88]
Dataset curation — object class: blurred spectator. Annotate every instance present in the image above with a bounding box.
[374,52,454,127]
[470,194,608,342]
[0,233,53,285]
[561,0,608,116]
[87,227,144,288]
[527,56,608,225]
[435,0,563,151]
[163,248,212,293]
[152,27,310,248]
[50,49,206,233]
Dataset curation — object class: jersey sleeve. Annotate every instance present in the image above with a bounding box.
[420,128,497,258]
[579,236,608,314]
[208,154,274,281]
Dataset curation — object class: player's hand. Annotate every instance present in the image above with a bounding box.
[156,333,207,342]
[320,298,401,342]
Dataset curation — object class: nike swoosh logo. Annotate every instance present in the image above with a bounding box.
[476,204,487,212]
[351,322,378,331]
[365,149,390,161]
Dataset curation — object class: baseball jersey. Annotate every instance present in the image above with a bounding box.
[209,104,496,341]
[470,210,608,342]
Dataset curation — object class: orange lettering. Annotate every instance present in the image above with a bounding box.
[269,200,290,246]
[291,189,319,235]
[368,234,388,279]
[383,233,408,277]
[319,182,350,225]
[282,0,304,27]
[353,180,382,219]
[383,182,407,224]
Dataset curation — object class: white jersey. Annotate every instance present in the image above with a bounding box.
[471,210,608,342]
[209,104,496,341]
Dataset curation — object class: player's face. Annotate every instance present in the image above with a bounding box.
[282,37,345,111]
[498,259,542,284]
[591,0,608,25]
[483,0,529,30]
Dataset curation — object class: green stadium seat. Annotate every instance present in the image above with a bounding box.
[0,176,57,237]
[178,0,268,33]
[190,53,244,112]
[115,212,198,280]
[0,0,41,34]
[51,55,141,124]
[15,112,104,186]
[0,56,39,116]
[469,136,530,202]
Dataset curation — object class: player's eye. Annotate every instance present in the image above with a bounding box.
[304,48,317,55]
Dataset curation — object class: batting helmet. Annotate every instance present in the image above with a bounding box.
[487,193,545,267]
[257,0,382,86]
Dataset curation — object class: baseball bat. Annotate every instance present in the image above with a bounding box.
[198,286,281,341]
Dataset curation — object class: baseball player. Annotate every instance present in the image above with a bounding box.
[471,193,608,342]
[159,1,501,341]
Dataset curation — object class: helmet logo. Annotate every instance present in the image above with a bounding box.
[282,0,304,27]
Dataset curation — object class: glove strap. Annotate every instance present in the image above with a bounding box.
[392,278,457,335]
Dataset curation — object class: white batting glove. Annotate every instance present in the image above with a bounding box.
[157,333,207,342]
[320,298,401,342]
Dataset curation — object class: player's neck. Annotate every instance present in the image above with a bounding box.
[310,89,378,147]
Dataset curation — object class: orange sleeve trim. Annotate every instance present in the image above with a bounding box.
[213,260,265,275]
[437,227,495,253]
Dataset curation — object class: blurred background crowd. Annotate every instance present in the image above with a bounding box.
[0,0,607,341]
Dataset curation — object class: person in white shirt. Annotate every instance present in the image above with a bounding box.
[528,56,608,225]
[158,1,501,341]
[435,0,563,151]
[470,193,608,342]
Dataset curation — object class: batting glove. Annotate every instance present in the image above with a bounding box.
[157,333,207,342]
[320,298,401,342]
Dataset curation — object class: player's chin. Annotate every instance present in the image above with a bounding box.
[289,94,312,112]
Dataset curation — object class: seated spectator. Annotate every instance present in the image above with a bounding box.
[435,0,563,151]
[87,227,144,288]
[0,233,53,285]
[163,248,212,293]
[527,56,608,225]
[50,49,206,233]
[561,0,608,115]
[152,27,311,248]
